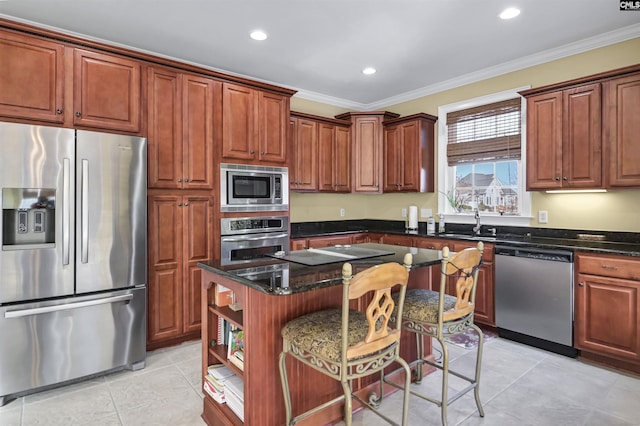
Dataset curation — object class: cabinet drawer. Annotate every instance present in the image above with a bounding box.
[577,253,640,281]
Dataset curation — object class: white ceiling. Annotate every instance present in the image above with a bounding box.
[1,1,639,110]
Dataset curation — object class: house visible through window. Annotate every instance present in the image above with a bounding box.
[438,89,531,223]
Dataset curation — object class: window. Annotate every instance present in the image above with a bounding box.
[438,88,531,225]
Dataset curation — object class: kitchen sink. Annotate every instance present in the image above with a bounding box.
[438,233,497,242]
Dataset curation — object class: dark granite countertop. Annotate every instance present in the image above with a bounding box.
[290,220,640,257]
[198,243,442,296]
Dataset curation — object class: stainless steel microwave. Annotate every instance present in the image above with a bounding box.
[220,163,289,212]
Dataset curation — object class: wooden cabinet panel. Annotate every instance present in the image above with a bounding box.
[0,29,65,123]
[604,72,640,188]
[334,125,351,191]
[148,193,213,345]
[381,234,414,247]
[383,114,436,193]
[258,91,288,163]
[73,48,141,132]
[452,240,495,326]
[351,114,384,193]
[148,195,183,343]
[318,122,351,192]
[148,67,216,190]
[575,252,640,364]
[222,82,255,161]
[182,75,216,189]
[290,116,318,190]
[148,67,182,189]
[222,82,288,164]
[525,91,564,190]
[562,84,602,188]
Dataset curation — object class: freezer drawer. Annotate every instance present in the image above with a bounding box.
[0,287,146,404]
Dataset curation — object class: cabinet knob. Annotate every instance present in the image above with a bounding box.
[177,178,183,182]
[56,108,63,114]
[563,176,568,181]
[184,178,190,182]
[250,149,255,155]
[184,202,190,206]
[75,112,81,117]
[555,177,560,181]
[178,202,183,206]
[578,282,585,287]
[260,151,265,155]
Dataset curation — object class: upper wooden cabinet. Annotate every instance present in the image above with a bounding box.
[318,120,351,192]
[523,84,601,190]
[289,114,318,191]
[0,29,65,123]
[382,113,437,192]
[73,48,142,133]
[604,72,640,188]
[520,65,640,191]
[147,66,217,189]
[0,29,143,133]
[336,111,399,193]
[222,82,289,165]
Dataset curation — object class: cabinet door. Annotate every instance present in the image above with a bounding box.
[381,234,414,247]
[452,241,495,326]
[291,117,318,190]
[73,49,141,132]
[317,122,335,191]
[148,194,184,343]
[258,91,288,163]
[334,125,351,192]
[307,235,352,248]
[0,30,65,123]
[147,67,183,189]
[383,125,402,192]
[400,121,421,191]
[183,196,213,333]
[290,239,308,250]
[352,115,383,193]
[222,82,256,161]
[563,84,602,188]
[575,273,640,361]
[604,73,640,188]
[183,75,216,189]
[526,91,563,190]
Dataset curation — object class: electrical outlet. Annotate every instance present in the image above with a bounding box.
[421,208,432,218]
[538,210,548,224]
[401,208,407,218]
[340,208,345,217]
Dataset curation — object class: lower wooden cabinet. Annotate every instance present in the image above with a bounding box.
[147,193,213,348]
[575,252,640,366]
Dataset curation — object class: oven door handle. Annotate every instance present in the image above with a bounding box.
[221,233,289,242]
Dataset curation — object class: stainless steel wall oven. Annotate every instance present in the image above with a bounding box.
[220,216,289,265]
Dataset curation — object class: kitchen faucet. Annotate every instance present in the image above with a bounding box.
[472,208,481,235]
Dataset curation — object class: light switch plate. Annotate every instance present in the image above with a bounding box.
[538,210,548,223]
[401,208,407,218]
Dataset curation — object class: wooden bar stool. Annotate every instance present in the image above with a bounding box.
[388,242,485,425]
[279,254,413,426]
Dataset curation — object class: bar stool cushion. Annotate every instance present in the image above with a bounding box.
[399,289,457,324]
[281,308,371,362]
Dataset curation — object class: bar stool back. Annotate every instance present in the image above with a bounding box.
[279,254,413,426]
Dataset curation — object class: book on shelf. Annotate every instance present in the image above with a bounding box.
[207,364,234,381]
[203,377,225,404]
[227,328,244,370]
[214,284,233,307]
[224,375,245,422]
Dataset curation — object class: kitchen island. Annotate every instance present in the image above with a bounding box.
[198,243,443,426]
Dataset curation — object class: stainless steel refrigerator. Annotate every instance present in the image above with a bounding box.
[0,122,147,405]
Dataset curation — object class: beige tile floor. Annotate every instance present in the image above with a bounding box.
[1,337,639,425]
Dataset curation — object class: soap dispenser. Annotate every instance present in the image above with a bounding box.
[427,216,436,234]
[438,214,446,233]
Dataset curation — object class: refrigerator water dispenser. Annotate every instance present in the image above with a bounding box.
[2,188,56,247]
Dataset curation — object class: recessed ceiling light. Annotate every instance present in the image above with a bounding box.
[250,30,267,41]
[499,7,520,19]
[362,67,376,75]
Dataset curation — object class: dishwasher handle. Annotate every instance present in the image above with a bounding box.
[495,245,573,263]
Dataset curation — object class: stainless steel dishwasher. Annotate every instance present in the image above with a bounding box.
[494,245,577,357]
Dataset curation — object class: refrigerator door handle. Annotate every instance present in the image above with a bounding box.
[62,158,71,265]
[4,294,133,318]
[81,159,89,264]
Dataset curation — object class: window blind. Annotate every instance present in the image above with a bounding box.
[446,98,521,166]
